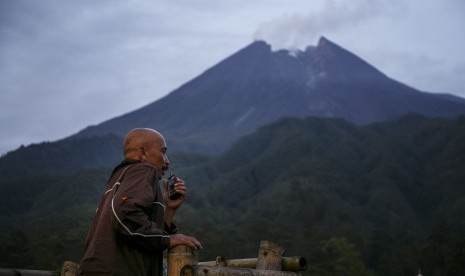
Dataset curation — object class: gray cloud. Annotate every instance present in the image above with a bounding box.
[254,0,403,50]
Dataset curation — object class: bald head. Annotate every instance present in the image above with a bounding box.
[123,128,162,159]
[123,128,170,178]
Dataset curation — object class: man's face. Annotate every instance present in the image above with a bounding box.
[144,136,170,179]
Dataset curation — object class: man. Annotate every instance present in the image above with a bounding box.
[80,128,202,275]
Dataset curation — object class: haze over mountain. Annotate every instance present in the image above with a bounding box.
[71,37,465,154]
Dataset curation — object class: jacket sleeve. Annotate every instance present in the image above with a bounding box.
[111,163,170,252]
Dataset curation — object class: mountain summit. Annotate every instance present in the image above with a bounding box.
[73,37,465,154]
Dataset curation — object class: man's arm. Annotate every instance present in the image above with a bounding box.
[162,178,202,250]
[162,178,186,227]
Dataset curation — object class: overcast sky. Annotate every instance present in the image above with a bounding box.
[1,0,464,155]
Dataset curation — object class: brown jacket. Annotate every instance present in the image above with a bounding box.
[80,161,176,276]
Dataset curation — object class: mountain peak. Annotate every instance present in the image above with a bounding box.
[317,36,340,50]
[309,36,385,79]
[239,40,272,56]
[251,39,271,48]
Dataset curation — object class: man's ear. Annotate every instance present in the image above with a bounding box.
[139,146,147,161]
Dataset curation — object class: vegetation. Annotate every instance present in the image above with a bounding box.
[1,115,464,275]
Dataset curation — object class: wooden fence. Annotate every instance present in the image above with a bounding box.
[0,240,307,276]
[169,241,307,276]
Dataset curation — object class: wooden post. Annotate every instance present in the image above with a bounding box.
[199,258,256,269]
[282,257,307,272]
[168,245,198,276]
[61,261,80,276]
[256,241,284,271]
[181,265,302,276]
[199,256,307,271]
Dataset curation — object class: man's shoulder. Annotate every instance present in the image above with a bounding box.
[123,162,156,174]
[126,162,160,181]
[110,161,156,180]
[130,161,156,169]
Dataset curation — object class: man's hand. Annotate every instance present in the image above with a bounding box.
[162,178,186,210]
[169,234,202,250]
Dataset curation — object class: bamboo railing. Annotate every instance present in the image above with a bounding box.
[13,240,307,276]
[169,240,307,276]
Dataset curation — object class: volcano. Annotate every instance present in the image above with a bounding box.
[72,37,465,154]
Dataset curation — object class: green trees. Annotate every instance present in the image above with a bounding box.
[311,237,374,276]
[1,115,465,274]
[0,230,30,268]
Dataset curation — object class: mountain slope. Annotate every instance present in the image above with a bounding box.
[71,37,465,154]
[0,134,123,181]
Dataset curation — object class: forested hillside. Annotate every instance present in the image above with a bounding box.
[1,115,464,275]
[175,115,465,275]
